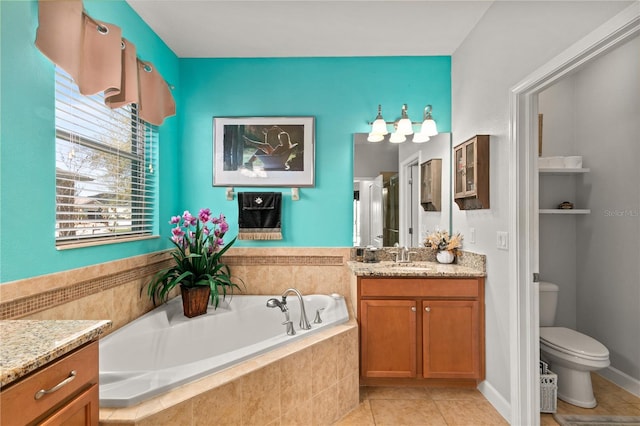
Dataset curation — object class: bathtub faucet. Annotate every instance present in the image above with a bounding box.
[281,288,312,331]
[267,298,296,335]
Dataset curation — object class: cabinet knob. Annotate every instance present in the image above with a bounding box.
[411,307,416,312]
[425,307,431,312]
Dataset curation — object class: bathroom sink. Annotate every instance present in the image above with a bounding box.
[387,263,436,273]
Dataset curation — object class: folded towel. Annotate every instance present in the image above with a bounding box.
[238,192,282,240]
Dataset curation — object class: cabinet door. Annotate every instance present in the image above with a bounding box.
[454,146,466,198]
[464,141,476,194]
[422,300,481,379]
[421,161,432,204]
[39,383,99,426]
[360,300,417,378]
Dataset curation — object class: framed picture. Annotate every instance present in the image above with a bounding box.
[213,116,315,187]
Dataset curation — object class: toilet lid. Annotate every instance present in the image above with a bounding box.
[540,327,609,361]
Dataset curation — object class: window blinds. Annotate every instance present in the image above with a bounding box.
[55,67,157,246]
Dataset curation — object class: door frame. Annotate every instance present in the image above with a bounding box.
[399,153,421,247]
[509,4,640,424]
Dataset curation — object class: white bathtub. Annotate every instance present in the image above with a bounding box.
[99,293,349,408]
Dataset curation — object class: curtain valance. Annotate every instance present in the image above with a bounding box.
[35,0,175,126]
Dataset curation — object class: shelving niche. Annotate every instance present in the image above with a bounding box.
[538,167,590,214]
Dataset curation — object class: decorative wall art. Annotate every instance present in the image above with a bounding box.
[213,116,315,187]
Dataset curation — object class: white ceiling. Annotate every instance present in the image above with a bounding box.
[125,1,494,58]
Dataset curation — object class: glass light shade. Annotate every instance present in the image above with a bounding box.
[367,132,384,143]
[371,118,389,135]
[389,131,406,143]
[396,118,414,135]
[412,132,430,143]
[420,118,438,137]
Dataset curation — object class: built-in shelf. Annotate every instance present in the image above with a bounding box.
[539,168,590,175]
[539,209,591,215]
[539,167,590,215]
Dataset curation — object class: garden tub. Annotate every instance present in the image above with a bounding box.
[99,293,349,408]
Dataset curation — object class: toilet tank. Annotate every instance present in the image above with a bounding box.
[539,281,559,327]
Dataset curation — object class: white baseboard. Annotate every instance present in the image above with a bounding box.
[596,366,640,397]
[478,380,511,423]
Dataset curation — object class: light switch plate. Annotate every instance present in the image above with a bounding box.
[497,231,509,250]
[469,228,476,244]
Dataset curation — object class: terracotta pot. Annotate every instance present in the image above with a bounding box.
[180,285,211,318]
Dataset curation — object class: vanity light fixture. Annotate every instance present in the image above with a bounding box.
[367,104,438,143]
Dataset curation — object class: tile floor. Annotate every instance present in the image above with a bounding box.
[541,373,640,425]
[334,386,507,425]
[335,374,640,425]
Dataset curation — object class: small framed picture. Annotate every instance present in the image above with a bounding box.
[213,116,315,187]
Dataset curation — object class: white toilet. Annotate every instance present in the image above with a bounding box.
[539,281,610,408]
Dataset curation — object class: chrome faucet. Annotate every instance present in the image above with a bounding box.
[267,298,295,335]
[392,244,416,263]
[281,288,312,330]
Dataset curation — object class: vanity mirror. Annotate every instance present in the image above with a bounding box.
[353,132,452,248]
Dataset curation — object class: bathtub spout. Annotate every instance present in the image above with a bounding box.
[281,288,312,331]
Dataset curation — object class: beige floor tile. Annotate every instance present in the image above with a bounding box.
[364,386,431,400]
[540,413,560,425]
[370,399,447,426]
[435,399,508,425]
[427,386,485,401]
[334,400,376,426]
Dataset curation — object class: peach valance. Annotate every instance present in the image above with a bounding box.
[35,0,175,126]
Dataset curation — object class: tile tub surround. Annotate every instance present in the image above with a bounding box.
[99,319,360,425]
[0,319,112,387]
[0,247,353,334]
[0,247,357,424]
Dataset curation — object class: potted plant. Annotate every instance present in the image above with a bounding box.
[424,229,463,264]
[147,208,243,317]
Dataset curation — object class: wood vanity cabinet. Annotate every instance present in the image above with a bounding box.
[454,135,490,210]
[1,341,99,426]
[358,277,485,386]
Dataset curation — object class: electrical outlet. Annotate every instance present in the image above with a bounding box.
[469,228,476,244]
[497,231,509,250]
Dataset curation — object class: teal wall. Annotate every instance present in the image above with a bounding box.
[0,0,451,283]
[0,1,181,283]
[179,57,451,247]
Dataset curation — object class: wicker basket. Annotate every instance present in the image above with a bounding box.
[540,370,558,413]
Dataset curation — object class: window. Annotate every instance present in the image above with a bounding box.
[55,68,157,247]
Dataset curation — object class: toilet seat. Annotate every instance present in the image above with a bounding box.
[540,327,609,361]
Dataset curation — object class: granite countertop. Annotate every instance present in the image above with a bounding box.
[347,260,486,278]
[0,320,112,388]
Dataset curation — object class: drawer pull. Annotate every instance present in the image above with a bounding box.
[425,306,431,312]
[34,370,77,400]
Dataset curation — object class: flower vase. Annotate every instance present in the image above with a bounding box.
[181,285,211,318]
[436,250,455,264]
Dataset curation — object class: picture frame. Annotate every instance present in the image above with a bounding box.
[213,116,315,187]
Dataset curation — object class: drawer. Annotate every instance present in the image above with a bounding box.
[1,341,98,426]
[360,277,480,298]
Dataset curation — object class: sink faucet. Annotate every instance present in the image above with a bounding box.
[392,244,416,263]
[267,298,295,335]
[281,288,312,330]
